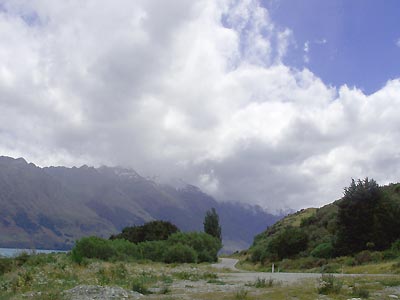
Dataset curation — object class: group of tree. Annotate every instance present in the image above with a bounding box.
[251,178,400,263]
[109,220,179,243]
[72,208,222,264]
[335,178,400,255]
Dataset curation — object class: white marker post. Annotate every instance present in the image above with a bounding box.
[272,263,275,273]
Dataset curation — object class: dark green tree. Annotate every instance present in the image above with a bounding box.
[335,178,382,255]
[267,227,308,260]
[203,208,222,242]
[110,220,179,244]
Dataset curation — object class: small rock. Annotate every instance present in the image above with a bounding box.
[389,295,399,299]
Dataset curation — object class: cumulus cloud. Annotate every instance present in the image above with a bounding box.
[1,0,400,211]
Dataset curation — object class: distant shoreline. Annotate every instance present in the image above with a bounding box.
[0,247,67,257]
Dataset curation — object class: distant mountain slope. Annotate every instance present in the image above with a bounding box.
[0,156,280,251]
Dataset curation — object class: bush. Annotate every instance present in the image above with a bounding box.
[355,250,373,265]
[167,232,221,262]
[14,252,30,266]
[111,239,139,260]
[321,263,341,273]
[267,227,308,259]
[352,286,369,298]
[317,274,342,294]
[138,241,166,262]
[250,243,269,263]
[111,220,179,244]
[71,236,116,263]
[0,258,13,275]
[163,243,197,263]
[391,239,400,253]
[311,242,334,259]
[248,277,274,288]
[131,278,152,295]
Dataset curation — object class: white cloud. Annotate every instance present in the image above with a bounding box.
[316,38,327,45]
[396,38,400,48]
[1,0,400,211]
[303,41,310,63]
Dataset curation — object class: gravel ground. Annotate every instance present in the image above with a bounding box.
[42,259,399,300]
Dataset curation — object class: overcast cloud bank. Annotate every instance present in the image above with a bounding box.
[1,0,400,211]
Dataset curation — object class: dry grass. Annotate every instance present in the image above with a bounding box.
[0,253,399,300]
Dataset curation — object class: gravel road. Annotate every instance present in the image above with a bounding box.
[211,258,240,271]
[213,258,396,285]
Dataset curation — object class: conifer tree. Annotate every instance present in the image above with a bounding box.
[203,208,222,242]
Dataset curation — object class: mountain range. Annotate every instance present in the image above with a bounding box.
[0,156,281,252]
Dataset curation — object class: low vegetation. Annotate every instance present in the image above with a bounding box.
[0,251,399,299]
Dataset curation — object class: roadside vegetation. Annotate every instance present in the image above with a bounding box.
[1,251,399,300]
[0,245,398,298]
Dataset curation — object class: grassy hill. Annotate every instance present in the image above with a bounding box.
[248,181,400,271]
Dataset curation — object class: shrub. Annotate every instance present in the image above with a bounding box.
[343,256,356,266]
[14,252,30,266]
[267,227,308,260]
[0,258,13,275]
[167,232,221,262]
[355,250,373,265]
[138,241,166,262]
[352,286,369,298]
[311,242,334,259]
[391,239,400,253]
[71,236,116,263]
[131,277,152,295]
[163,243,197,263]
[111,239,139,260]
[317,274,342,294]
[320,263,341,273]
[25,253,57,266]
[111,220,179,244]
[250,244,269,263]
[248,277,274,288]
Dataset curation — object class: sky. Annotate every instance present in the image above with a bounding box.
[0,0,400,212]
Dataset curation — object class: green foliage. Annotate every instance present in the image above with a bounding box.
[71,231,221,264]
[131,277,152,295]
[267,227,308,260]
[111,220,179,244]
[335,178,392,255]
[71,236,116,263]
[203,208,222,242]
[250,227,308,262]
[167,232,222,262]
[137,241,166,261]
[251,179,400,266]
[391,239,400,253]
[246,277,275,288]
[311,242,334,259]
[317,274,342,294]
[163,243,197,263]
[352,286,370,298]
[0,258,13,275]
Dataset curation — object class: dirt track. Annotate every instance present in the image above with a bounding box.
[213,258,396,285]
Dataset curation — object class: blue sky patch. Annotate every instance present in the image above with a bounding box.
[262,0,400,94]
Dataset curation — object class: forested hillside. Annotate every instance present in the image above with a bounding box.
[250,179,400,263]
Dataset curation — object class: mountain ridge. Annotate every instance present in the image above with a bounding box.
[0,156,280,252]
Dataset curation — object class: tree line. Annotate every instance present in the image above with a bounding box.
[251,178,400,263]
[71,208,222,264]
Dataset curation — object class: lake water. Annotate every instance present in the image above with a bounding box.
[0,248,67,257]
